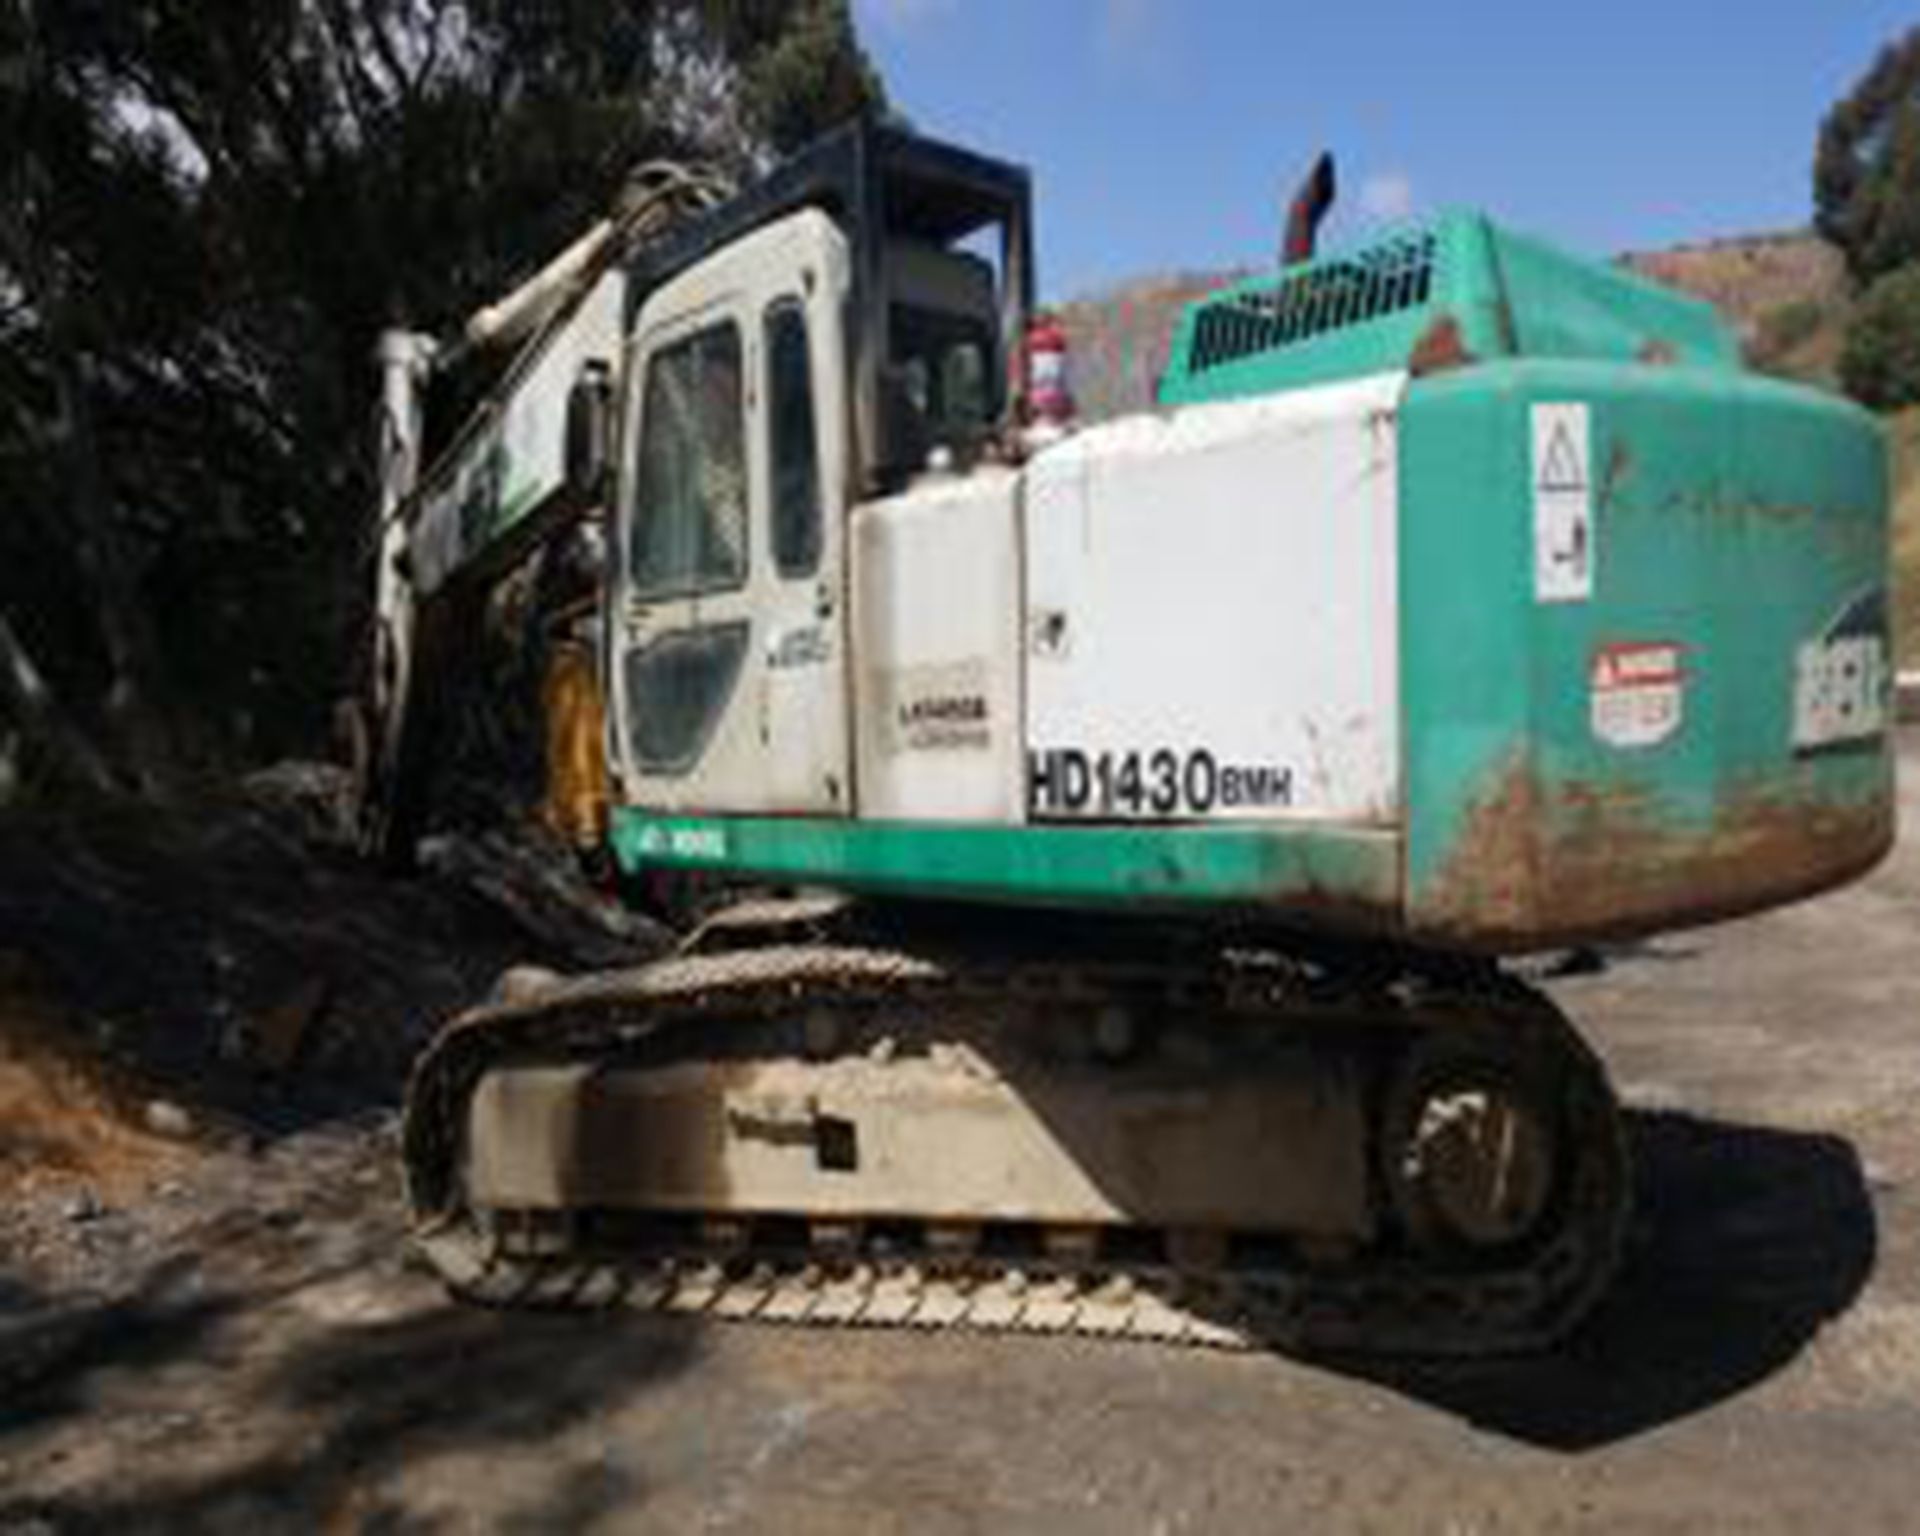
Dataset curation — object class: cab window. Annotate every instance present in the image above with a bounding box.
[631,322,747,598]
[765,301,822,578]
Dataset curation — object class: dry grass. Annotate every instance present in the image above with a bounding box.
[1625,233,1855,389]
[1626,233,1850,332]
[0,953,187,1203]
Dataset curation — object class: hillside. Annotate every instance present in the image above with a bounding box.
[1622,232,1849,333]
[1056,271,1241,421]
[1622,232,1853,387]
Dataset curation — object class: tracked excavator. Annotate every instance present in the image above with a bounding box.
[357,122,1895,1354]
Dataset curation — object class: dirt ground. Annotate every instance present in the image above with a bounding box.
[3,741,1920,1534]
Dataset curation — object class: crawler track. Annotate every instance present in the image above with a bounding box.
[403,932,1627,1357]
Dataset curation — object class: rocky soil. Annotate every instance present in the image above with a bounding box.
[0,773,664,1404]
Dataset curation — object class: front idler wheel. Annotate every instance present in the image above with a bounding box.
[1382,1030,1563,1260]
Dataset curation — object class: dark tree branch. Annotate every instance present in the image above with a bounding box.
[0,606,116,793]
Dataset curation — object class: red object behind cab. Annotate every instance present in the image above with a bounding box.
[1022,311,1075,429]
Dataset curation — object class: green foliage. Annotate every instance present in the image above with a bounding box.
[0,0,882,775]
[1817,28,1920,283]
[1839,263,1920,409]
[710,0,884,154]
[1753,297,1829,359]
[1745,296,1833,378]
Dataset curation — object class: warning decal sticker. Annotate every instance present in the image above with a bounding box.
[1591,642,1684,749]
[1533,403,1594,604]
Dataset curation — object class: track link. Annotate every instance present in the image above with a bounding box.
[403,936,1628,1357]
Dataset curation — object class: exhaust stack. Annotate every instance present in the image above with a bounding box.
[1283,153,1338,266]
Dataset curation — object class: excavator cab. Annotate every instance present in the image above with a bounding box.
[605,125,1034,824]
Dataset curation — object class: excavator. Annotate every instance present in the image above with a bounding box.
[356,120,1895,1354]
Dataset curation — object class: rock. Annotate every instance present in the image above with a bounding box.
[243,758,359,846]
[1546,946,1607,979]
[1619,1079,1688,1113]
[491,965,565,1006]
[62,1188,103,1224]
[252,976,331,1073]
[215,1011,252,1064]
[144,1099,194,1139]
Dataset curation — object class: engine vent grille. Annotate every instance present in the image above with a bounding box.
[1158,209,1743,410]
[1185,229,1439,375]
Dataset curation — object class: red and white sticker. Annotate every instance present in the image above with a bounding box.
[1591,642,1684,749]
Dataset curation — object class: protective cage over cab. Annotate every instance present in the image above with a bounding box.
[625,120,1036,496]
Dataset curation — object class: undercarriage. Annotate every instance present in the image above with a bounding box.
[402,906,1628,1356]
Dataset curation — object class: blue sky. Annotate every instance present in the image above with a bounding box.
[853,0,1917,300]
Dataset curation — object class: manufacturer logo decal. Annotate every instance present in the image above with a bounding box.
[1794,590,1890,755]
[768,624,831,671]
[635,823,729,861]
[881,660,993,754]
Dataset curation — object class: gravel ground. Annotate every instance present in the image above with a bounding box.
[2,740,1918,1533]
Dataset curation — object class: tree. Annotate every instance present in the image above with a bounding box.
[715,0,884,155]
[1840,263,1920,409]
[0,0,882,790]
[1816,27,1920,283]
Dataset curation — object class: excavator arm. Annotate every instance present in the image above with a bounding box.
[355,164,732,868]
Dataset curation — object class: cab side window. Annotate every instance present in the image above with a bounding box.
[632,322,747,597]
[765,300,822,579]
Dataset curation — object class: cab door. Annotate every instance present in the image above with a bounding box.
[610,210,852,816]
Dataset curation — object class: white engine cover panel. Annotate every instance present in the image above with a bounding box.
[1023,375,1405,824]
[852,468,1024,821]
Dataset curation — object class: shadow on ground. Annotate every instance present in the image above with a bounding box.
[0,1257,233,1439]
[0,1114,1877,1523]
[1356,1109,1877,1451]
[1,1294,702,1533]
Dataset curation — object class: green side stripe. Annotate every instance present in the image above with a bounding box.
[611,811,1401,922]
